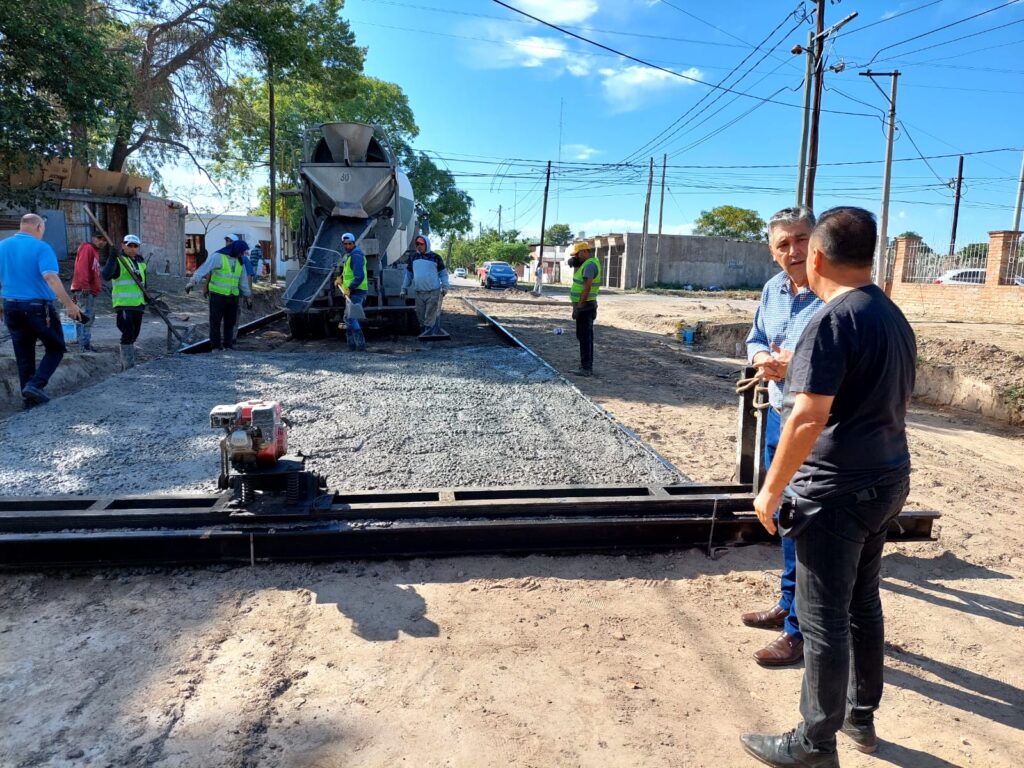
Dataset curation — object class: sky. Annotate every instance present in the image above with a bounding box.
[165,0,1024,248]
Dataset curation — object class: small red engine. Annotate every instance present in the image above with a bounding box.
[210,400,288,470]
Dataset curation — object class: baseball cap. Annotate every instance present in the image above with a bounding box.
[123,234,141,245]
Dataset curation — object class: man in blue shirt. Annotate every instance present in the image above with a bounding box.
[0,213,83,406]
[740,206,823,667]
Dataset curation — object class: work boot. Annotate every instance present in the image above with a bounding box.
[21,384,50,405]
[346,330,358,351]
[570,368,593,378]
[354,329,367,351]
[120,343,136,370]
[739,731,840,767]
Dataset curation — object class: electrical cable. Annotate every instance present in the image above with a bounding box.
[489,1,876,118]
[617,5,808,165]
[835,0,945,39]
[852,0,1022,68]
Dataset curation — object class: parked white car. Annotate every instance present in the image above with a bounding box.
[933,268,985,285]
[453,267,468,279]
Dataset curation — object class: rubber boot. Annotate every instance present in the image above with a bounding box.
[346,329,358,351]
[354,329,366,351]
[120,343,136,370]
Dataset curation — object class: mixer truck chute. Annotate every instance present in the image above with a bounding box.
[282,122,421,338]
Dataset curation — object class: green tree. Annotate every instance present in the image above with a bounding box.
[544,223,573,246]
[896,231,922,239]
[99,0,363,174]
[0,0,132,183]
[693,205,767,242]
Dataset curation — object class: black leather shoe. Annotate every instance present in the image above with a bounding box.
[739,731,839,767]
[840,718,877,753]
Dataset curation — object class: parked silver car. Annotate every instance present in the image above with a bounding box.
[933,268,985,285]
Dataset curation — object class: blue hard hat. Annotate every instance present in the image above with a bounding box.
[341,232,356,243]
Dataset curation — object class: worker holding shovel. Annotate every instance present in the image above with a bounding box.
[337,232,367,351]
[101,234,148,370]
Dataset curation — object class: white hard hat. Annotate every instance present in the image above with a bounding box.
[341,232,356,243]
[123,234,141,245]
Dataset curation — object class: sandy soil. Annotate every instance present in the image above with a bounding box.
[1,288,1022,767]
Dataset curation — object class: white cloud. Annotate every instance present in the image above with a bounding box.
[600,65,703,112]
[510,36,569,68]
[580,218,694,235]
[881,10,899,20]
[564,144,602,161]
[465,25,590,77]
[514,0,598,24]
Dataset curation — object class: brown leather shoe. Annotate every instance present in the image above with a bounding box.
[741,604,787,630]
[753,632,804,667]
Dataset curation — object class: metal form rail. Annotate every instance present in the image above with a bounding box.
[0,485,937,569]
[180,310,287,354]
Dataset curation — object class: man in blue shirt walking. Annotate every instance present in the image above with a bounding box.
[740,206,823,667]
[0,213,83,407]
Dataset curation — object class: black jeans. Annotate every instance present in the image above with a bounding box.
[209,293,238,350]
[115,309,144,345]
[793,476,910,753]
[574,301,597,371]
[2,299,66,391]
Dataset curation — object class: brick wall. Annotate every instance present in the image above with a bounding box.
[889,231,1024,324]
[139,194,187,276]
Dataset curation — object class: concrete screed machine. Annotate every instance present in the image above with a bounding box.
[282,122,429,339]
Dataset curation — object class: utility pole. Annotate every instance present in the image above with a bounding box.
[493,205,502,237]
[655,153,667,285]
[948,155,964,258]
[860,70,900,288]
[537,161,552,277]
[804,0,825,209]
[1013,150,1024,232]
[638,158,654,289]
[268,67,278,282]
[795,30,814,206]
[803,6,858,210]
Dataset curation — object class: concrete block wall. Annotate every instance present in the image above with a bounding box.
[620,233,775,289]
[889,231,1024,323]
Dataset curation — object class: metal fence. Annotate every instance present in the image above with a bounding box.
[1001,233,1024,286]
[902,241,946,283]
[901,240,990,283]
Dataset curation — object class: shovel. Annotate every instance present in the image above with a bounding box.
[82,206,187,348]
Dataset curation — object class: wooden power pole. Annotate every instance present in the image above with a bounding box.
[638,158,654,289]
[655,153,667,285]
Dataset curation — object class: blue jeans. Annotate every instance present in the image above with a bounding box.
[74,292,95,348]
[794,476,910,753]
[347,289,367,332]
[2,299,66,392]
[765,407,801,639]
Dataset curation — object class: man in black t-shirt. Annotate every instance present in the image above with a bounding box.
[741,207,916,768]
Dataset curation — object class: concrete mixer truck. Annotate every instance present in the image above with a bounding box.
[282,122,423,338]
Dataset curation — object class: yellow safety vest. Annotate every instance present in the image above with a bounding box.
[570,256,601,303]
[342,250,368,291]
[209,255,242,297]
[112,255,146,308]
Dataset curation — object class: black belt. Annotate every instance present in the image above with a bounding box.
[2,298,53,306]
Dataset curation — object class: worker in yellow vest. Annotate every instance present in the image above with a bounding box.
[100,234,147,369]
[185,239,252,350]
[338,232,368,351]
[567,241,601,377]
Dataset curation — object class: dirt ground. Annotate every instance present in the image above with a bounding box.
[1,288,1022,767]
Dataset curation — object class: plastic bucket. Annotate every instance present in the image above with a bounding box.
[680,327,695,345]
[61,320,78,344]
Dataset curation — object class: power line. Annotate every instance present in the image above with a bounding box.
[852,0,1022,68]
[865,15,1024,66]
[489,1,876,118]
[359,0,771,51]
[836,0,945,38]
[618,4,808,164]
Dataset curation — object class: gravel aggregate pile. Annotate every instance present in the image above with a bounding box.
[1,347,683,496]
